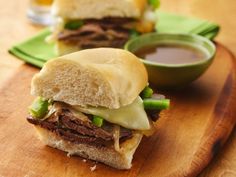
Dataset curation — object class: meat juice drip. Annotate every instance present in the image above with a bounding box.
[135,44,208,64]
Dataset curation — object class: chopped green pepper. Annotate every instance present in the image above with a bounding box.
[148,0,160,9]
[143,99,170,110]
[29,97,49,119]
[129,29,140,39]
[92,115,104,127]
[64,20,84,30]
[141,86,154,99]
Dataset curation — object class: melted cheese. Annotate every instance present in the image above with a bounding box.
[74,97,150,130]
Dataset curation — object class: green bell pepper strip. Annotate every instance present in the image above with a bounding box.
[148,0,160,9]
[92,115,104,127]
[64,20,84,30]
[143,99,170,110]
[29,97,49,119]
[129,29,140,39]
[141,86,154,99]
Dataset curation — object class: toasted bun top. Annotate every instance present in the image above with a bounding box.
[31,48,148,109]
[52,0,147,19]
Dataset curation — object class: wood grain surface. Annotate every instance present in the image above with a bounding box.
[0,44,235,177]
[1,0,236,176]
[159,1,236,176]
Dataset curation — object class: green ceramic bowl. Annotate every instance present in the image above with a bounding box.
[124,33,216,89]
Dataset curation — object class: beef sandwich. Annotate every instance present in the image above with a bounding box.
[27,48,169,169]
[48,0,159,55]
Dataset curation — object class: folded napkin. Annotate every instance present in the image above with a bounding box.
[9,29,55,68]
[156,11,220,40]
[9,12,220,68]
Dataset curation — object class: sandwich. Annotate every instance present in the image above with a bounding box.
[27,48,169,169]
[48,0,160,55]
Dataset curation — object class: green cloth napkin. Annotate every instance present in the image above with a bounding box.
[156,11,220,40]
[9,29,56,68]
[9,12,220,68]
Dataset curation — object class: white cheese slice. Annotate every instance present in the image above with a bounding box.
[74,96,150,130]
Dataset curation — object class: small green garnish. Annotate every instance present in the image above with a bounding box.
[141,86,154,99]
[29,97,49,119]
[143,99,170,110]
[64,20,84,30]
[92,115,104,127]
[148,0,160,9]
[129,29,140,39]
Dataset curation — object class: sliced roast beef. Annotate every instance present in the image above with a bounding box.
[55,129,110,147]
[59,110,113,141]
[26,108,133,147]
[146,110,160,122]
[27,117,58,131]
[58,24,105,41]
[58,17,133,49]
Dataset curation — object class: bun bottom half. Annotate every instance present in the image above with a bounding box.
[34,126,143,169]
[55,41,80,56]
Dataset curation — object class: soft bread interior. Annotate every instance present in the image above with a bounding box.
[52,0,147,19]
[31,48,148,109]
[35,126,143,169]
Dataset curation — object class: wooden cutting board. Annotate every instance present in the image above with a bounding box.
[0,44,235,177]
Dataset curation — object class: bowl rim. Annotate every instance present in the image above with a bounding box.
[124,32,216,68]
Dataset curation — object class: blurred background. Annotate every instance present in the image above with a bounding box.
[1,0,236,75]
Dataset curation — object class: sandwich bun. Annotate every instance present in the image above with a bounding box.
[31,48,148,109]
[52,0,147,19]
[55,40,80,56]
[35,126,143,169]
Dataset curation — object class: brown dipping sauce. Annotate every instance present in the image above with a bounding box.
[135,44,208,64]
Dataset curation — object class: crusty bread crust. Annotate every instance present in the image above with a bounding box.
[35,126,143,169]
[52,0,147,19]
[31,48,148,109]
